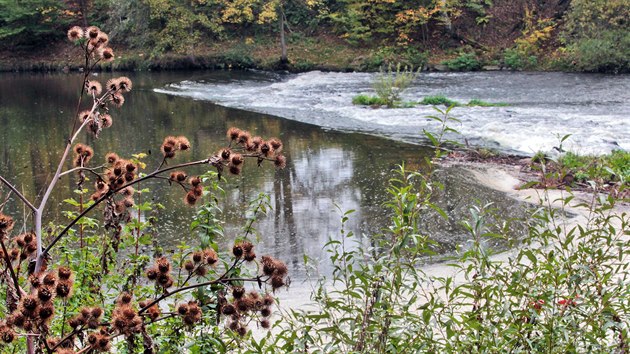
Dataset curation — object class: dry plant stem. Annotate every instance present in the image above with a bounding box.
[33,108,98,273]
[59,165,107,177]
[139,258,241,315]
[0,237,22,299]
[0,175,36,212]
[139,276,259,315]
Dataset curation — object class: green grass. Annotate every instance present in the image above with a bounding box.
[467,99,510,107]
[418,96,510,107]
[419,95,461,106]
[352,94,388,106]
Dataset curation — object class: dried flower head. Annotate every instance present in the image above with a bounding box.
[237,131,252,145]
[101,113,113,128]
[229,165,241,175]
[190,176,202,187]
[169,171,187,182]
[99,47,115,62]
[78,110,93,124]
[117,77,132,92]
[56,281,73,298]
[248,136,263,151]
[155,257,171,274]
[203,249,218,265]
[67,26,83,42]
[86,80,102,96]
[86,26,100,39]
[0,213,14,234]
[232,286,245,299]
[184,260,195,272]
[177,136,190,150]
[146,267,158,280]
[110,92,124,107]
[96,32,109,46]
[118,292,133,305]
[275,155,287,169]
[106,78,119,92]
[227,127,241,141]
[268,138,283,152]
[230,154,243,166]
[260,318,270,329]
[184,191,198,206]
[260,142,272,157]
[105,152,119,164]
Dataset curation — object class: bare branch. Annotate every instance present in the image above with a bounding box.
[0,175,36,212]
[41,158,213,258]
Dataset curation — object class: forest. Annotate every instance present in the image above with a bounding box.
[0,0,628,73]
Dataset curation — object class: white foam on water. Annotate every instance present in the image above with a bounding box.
[154,71,630,155]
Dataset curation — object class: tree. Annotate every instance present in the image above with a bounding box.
[0,0,67,48]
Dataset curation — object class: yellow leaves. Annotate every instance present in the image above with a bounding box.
[257,1,279,24]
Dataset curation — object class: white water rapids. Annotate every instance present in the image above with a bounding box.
[155,71,630,156]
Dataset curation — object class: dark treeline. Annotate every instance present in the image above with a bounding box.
[0,0,628,72]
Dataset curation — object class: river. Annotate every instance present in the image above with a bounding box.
[1,70,627,278]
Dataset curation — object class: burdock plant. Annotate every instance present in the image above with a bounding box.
[0,26,288,353]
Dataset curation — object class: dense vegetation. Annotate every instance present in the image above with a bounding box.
[0,26,628,353]
[1,0,628,72]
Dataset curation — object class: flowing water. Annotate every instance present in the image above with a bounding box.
[1,70,626,278]
[156,70,630,155]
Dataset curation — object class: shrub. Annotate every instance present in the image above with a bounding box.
[566,30,630,73]
[352,94,388,106]
[0,26,288,353]
[442,52,482,71]
[503,48,538,70]
[559,150,630,183]
[372,63,420,107]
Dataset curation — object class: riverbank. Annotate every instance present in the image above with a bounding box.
[0,34,573,74]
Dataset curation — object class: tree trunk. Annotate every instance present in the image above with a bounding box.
[279,7,288,67]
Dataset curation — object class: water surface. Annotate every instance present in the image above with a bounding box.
[0,71,529,278]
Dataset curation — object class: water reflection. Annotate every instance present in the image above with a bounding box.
[0,71,528,278]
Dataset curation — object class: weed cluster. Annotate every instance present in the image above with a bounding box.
[0,26,288,353]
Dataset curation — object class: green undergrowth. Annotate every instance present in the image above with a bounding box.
[558,150,630,183]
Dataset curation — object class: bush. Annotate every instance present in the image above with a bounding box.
[352,94,388,106]
[442,52,482,71]
[567,30,630,73]
[503,48,538,70]
[373,63,419,107]
[559,150,630,183]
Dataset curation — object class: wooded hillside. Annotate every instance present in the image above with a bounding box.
[0,0,628,72]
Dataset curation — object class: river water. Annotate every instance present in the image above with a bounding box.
[156,70,630,155]
[1,70,626,278]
